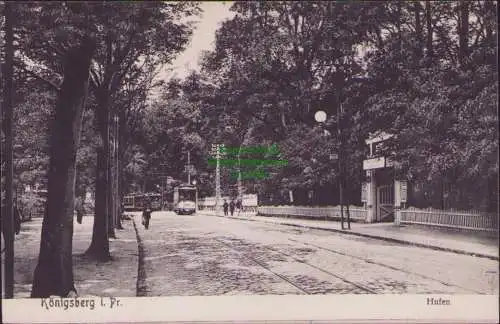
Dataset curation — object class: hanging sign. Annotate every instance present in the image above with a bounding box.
[400,181,408,203]
[363,157,385,170]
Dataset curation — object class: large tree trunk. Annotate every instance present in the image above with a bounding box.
[85,93,112,259]
[85,147,111,260]
[3,1,15,299]
[31,37,95,298]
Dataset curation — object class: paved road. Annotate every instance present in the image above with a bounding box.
[134,211,499,296]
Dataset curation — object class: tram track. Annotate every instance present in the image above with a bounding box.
[213,237,311,294]
[213,237,378,294]
[287,237,485,295]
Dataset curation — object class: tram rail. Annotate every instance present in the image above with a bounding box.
[214,237,378,294]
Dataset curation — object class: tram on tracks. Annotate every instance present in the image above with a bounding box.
[123,192,162,211]
[173,184,198,215]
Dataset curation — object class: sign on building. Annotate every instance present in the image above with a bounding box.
[363,157,385,170]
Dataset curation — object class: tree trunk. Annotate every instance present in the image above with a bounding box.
[117,112,127,228]
[107,124,116,238]
[3,1,15,299]
[414,1,423,59]
[113,115,122,229]
[116,151,123,229]
[86,94,112,259]
[425,1,433,59]
[85,148,111,260]
[396,1,403,56]
[458,1,469,66]
[484,0,494,41]
[345,174,351,229]
[31,37,95,298]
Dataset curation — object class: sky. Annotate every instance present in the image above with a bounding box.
[161,1,235,81]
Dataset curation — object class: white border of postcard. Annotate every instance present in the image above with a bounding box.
[3,294,499,323]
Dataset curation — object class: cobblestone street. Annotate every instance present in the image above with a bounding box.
[134,212,499,296]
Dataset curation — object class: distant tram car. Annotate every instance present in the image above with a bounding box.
[173,184,198,215]
[123,192,161,211]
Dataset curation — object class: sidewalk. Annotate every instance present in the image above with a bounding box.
[198,210,499,261]
[4,215,138,298]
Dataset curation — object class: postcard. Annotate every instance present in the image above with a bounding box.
[1,1,498,323]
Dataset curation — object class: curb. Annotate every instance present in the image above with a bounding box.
[132,217,148,297]
[199,213,499,261]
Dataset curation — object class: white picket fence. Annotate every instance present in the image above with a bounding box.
[198,194,258,213]
[397,207,498,232]
[257,205,368,221]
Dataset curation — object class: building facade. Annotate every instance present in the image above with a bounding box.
[362,132,407,223]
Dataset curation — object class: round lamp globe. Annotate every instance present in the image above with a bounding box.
[314,110,327,123]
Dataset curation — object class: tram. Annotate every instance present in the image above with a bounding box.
[173,184,198,215]
[123,192,162,211]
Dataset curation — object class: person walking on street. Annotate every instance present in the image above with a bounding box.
[223,199,228,216]
[75,196,84,224]
[236,199,242,215]
[13,200,21,235]
[229,199,235,216]
[2,198,21,236]
[142,198,153,229]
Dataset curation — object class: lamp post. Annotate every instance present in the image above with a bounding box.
[113,115,121,229]
[314,109,349,230]
[192,179,198,212]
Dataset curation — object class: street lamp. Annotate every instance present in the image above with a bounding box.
[314,109,350,230]
[314,110,327,123]
[191,179,198,212]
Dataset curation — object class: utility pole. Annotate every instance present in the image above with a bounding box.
[187,151,191,184]
[215,145,221,213]
[338,100,345,230]
[3,1,15,299]
[211,144,223,214]
[161,177,165,210]
[237,146,242,201]
[210,144,225,214]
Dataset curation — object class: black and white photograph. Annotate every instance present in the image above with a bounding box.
[1,1,498,323]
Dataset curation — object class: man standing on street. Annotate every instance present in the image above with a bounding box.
[142,198,153,229]
[236,199,242,215]
[75,196,84,224]
[223,199,229,216]
[229,199,235,216]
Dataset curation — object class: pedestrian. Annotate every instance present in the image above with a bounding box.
[120,202,125,220]
[236,199,242,215]
[14,200,21,235]
[2,198,21,235]
[223,199,228,216]
[75,196,84,224]
[142,198,152,229]
[229,199,235,216]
